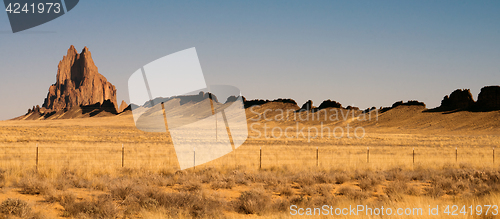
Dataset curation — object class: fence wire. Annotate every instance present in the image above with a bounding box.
[0,144,497,171]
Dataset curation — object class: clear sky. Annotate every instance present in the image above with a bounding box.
[0,0,499,120]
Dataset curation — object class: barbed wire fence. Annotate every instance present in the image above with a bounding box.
[0,144,497,171]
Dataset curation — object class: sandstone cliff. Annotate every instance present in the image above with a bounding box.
[41,45,118,113]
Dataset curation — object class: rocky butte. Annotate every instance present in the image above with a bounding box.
[41,45,118,113]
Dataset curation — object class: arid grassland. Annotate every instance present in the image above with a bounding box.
[0,106,499,218]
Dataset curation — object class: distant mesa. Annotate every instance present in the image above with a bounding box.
[242,97,298,108]
[317,99,342,110]
[442,89,475,110]
[12,45,500,120]
[427,89,474,112]
[345,105,360,111]
[296,99,360,113]
[141,91,219,108]
[428,86,500,112]
[475,86,500,111]
[380,100,426,113]
[297,100,314,112]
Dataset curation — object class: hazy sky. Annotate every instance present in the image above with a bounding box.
[0,1,499,120]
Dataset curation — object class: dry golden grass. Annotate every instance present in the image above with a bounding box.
[0,106,499,218]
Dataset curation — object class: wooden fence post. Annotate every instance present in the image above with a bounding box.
[493,147,495,164]
[455,147,458,162]
[193,147,196,170]
[316,147,319,167]
[367,147,370,163]
[412,148,415,164]
[259,147,262,170]
[121,144,124,167]
[35,143,38,171]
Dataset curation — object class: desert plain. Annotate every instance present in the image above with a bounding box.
[0,102,499,218]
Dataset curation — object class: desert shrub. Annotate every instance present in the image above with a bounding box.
[472,183,493,197]
[61,194,118,219]
[197,168,221,184]
[288,195,306,205]
[292,172,316,186]
[110,183,136,201]
[176,172,200,186]
[182,180,203,192]
[160,175,176,187]
[17,176,52,195]
[385,180,409,201]
[358,178,374,191]
[210,177,234,190]
[384,167,409,182]
[271,198,290,212]
[425,186,445,198]
[43,189,65,203]
[88,176,110,191]
[408,166,436,181]
[236,188,271,215]
[0,198,31,217]
[330,171,350,184]
[301,185,316,196]
[250,171,281,188]
[406,184,421,196]
[54,168,90,190]
[355,170,385,191]
[483,170,500,184]
[140,198,159,210]
[315,184,332,197]
[312,172,333,184]
[426,175,469,197]
[150,191,225,218]
[276,184,294,196]
[233,172,249,185]
[337,185,368,200]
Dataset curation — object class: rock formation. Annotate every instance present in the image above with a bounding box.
[440,89,475,111]
[476,86,500,111]
[242,97,298,108]
[317,99,342,110]
[41,45,118,113]
[118,100,128,113]
[297,100,314,112]
[380,100,426,113]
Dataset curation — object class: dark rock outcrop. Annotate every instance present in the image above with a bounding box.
[439,89,475,111]
[81,99,118,115]
[363,107,377,114]
[424,88,500,112]
[297,100,314,112]
[317,99,342,110]
[243,97,298,108]
[41,45,118,113]
[475,86,500,111]
[345,105,360,111]
[381,100,426,113]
